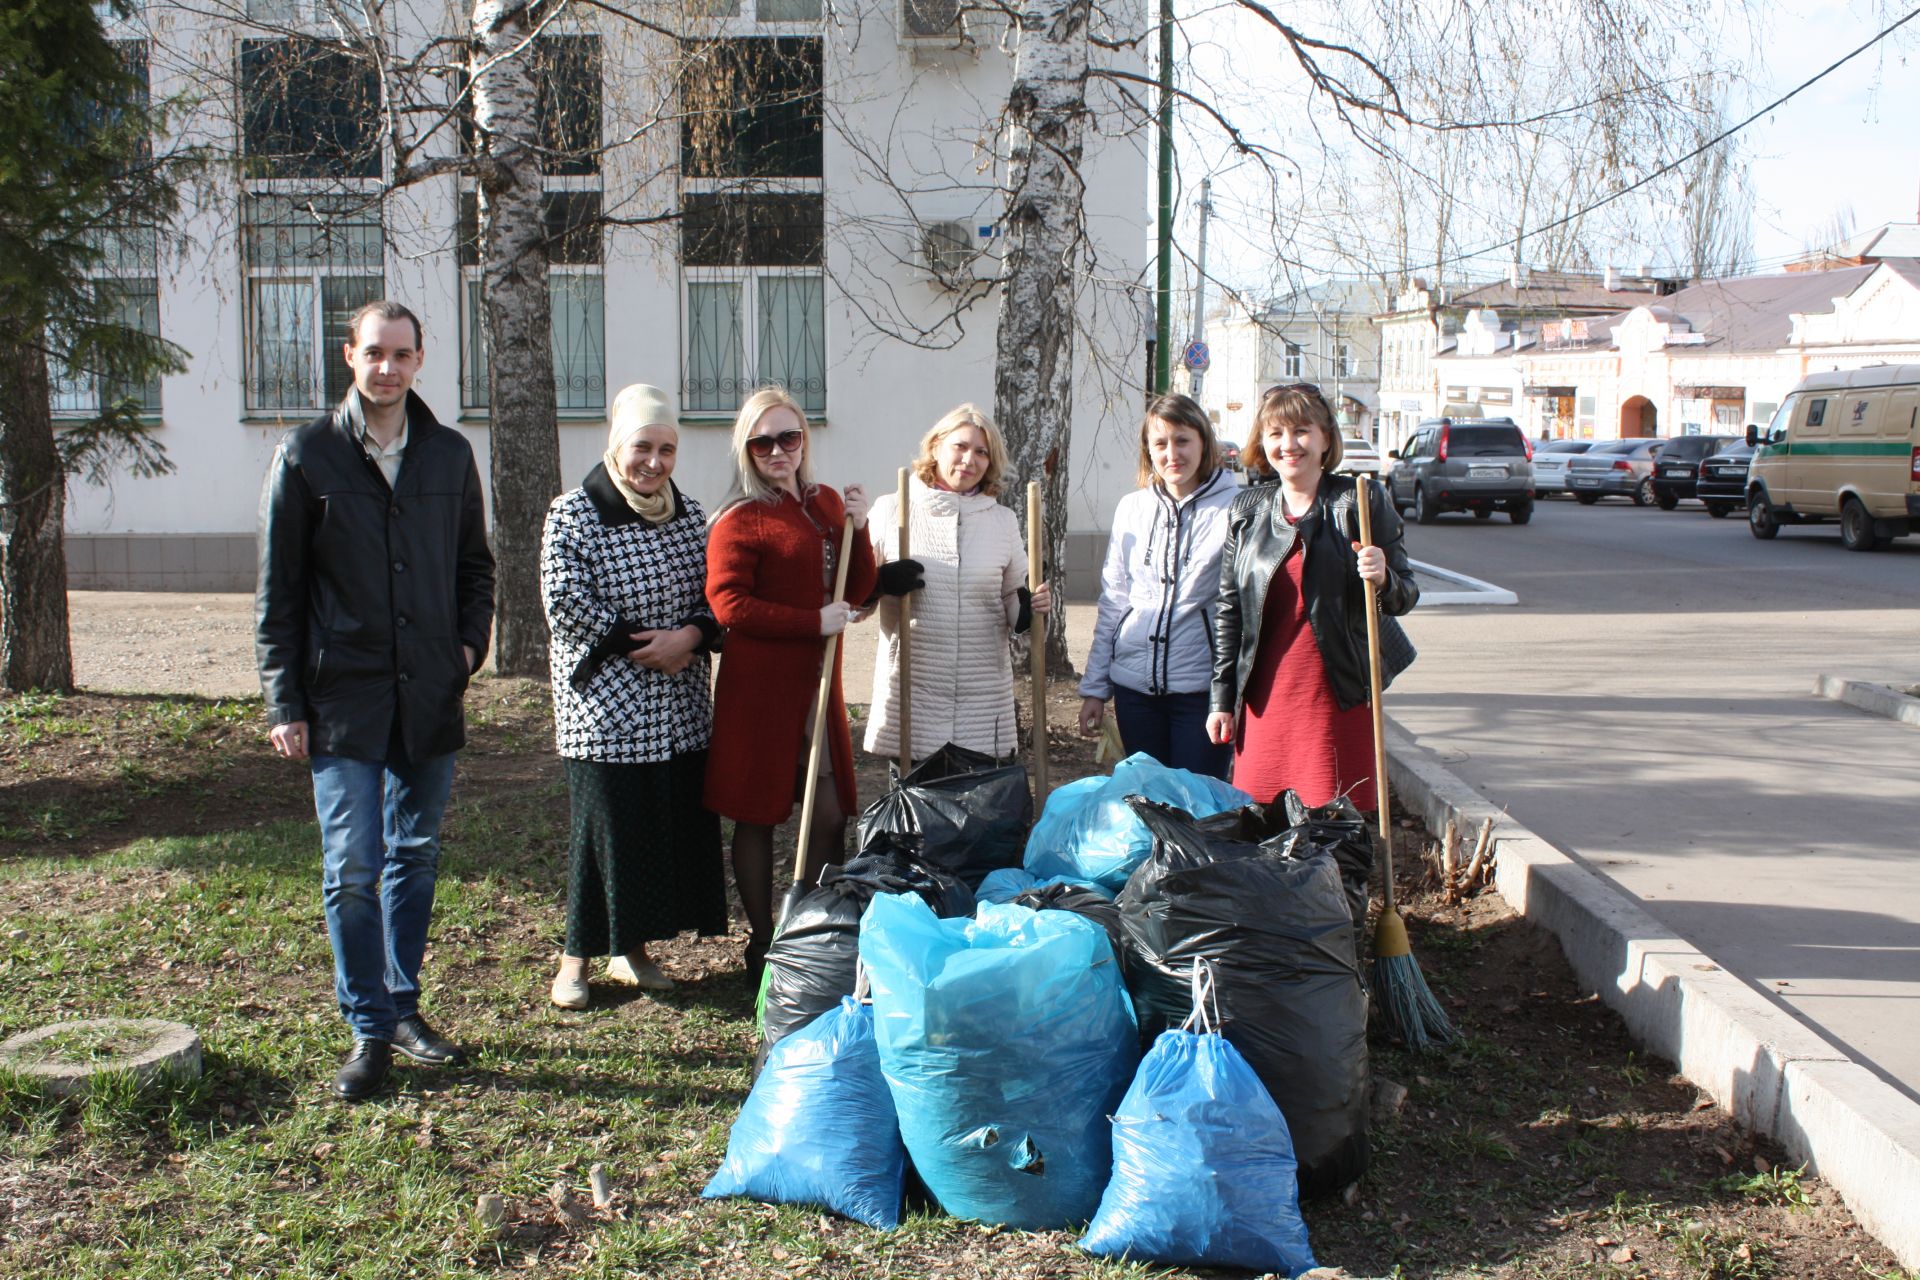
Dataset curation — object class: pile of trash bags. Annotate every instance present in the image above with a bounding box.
[706,748,1377,1275]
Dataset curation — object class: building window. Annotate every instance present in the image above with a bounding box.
[239,38,380,180]
[52,42,162,419]
[458,190,606,412]
[1283,342,1302,379]
[1335,341,1354,379]
[680,38,825,415]
[242,194,384,411]
[455,36,605,413]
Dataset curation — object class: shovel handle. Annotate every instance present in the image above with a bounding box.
[1027,481,1049,805]
[896,467,912,776]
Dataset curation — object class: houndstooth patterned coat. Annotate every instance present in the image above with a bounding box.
[541,465,720,762]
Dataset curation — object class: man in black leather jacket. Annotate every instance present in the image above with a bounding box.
[255,300,495,1100]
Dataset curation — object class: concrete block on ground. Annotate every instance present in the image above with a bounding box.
[1814,673,1920,729]
[1775,1059,1920,1269]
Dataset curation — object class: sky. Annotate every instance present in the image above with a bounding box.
[1175,0,1920,293]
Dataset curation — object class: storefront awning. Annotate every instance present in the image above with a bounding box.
[1524,385,1577,397]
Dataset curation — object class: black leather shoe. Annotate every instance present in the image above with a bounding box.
[333,1039,392,1101]
[392,1014,468,1067]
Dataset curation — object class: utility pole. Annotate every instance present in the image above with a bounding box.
[1152,0,1174,395]
[1187,177,1212,401]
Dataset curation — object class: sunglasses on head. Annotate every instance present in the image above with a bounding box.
[1266,382,1324,399]
[746,428,805,458]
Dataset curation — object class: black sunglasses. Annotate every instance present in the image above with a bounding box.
[1265,382,1324,399]
[746,428,805,458]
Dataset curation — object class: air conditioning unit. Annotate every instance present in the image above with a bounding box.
[921,219,977,288]
[900,0,967,43]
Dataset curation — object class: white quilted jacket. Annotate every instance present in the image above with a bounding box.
[864,476,1027,761]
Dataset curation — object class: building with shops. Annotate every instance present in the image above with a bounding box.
[1197,278,1388,448]
[61,1,1148,596]
[1468,259,1920,444]
[1373,268,1679,446]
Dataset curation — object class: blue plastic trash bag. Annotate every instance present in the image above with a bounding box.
[703,996,905,1229]
[1024,753,1250,892]
[859,894,1139,1230]
[1079,1023,1316,1273]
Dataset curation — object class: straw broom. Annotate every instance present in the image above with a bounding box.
[1355,477,1457,1051]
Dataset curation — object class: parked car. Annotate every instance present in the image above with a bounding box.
[1693,441,1756,517]
[1217,436,1242,471]
[1649,434,1735,509]
[1335,437,1384,478]
[1531,439,1596,496]
[1746,364,1920,549]
[1387,417,1535,524]
[1566,438,1665,505]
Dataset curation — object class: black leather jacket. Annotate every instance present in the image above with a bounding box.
[1210,474,1418,721]
[256,391,496,762]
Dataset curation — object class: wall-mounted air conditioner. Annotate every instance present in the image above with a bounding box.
[920,219,977,289]
[900,0,968,44]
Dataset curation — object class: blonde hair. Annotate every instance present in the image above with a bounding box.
[1244,384,1343,479]
[712,386,814,521]
[911,403,1009,497]
[1136,392,1219,488]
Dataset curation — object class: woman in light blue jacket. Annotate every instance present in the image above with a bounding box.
[1078,393,1238,778]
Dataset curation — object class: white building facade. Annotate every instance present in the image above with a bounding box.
[64,0,1149,597]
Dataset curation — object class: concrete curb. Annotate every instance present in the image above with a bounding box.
[1384,721,1920,1269]
[1408,559,1519,607]
[1813,674,1920,729]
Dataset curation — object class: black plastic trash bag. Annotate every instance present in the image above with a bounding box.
[1013,880,1129,968]
[1117,798,1369,1197]
[855,743,1033,889]
[1271,790,1375,970]
[759,846,974,1063]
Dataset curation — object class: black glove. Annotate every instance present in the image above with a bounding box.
[875,558,925,597]
[1014,586,1034,634]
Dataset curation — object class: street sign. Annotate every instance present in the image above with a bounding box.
[1181,340,1210,372]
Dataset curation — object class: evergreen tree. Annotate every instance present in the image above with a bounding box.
[0,0,184,692]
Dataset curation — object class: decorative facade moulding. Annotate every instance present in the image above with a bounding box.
[1675,385,1745,399]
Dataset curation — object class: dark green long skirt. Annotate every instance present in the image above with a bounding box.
[563,751,727,958]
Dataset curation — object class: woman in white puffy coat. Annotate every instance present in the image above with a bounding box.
[864,404,1051,765]
[1078,393,1237,778]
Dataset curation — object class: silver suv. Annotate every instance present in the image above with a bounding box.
[1387,417,1536,525]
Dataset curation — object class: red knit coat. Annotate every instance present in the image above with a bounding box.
[704,486,878,825]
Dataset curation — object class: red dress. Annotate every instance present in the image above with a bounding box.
[1232,529,1379,811]
[704,487,878,826]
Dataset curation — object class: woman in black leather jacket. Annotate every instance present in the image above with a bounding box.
[1205,384,1418,810]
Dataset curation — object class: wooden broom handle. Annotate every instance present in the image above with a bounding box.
[1027,480,1049,804]
[796,514,858,887]
[1354,477,1395,910]
[895,468,913,776]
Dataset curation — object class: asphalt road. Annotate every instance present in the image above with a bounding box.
[1387,492,1920,1100]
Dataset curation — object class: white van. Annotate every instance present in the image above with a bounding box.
[1745,364,1920,550]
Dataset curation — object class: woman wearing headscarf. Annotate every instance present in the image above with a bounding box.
[540,384,726,1008]
[861,403,1050,766]
[704,387,877,979]
[1208,383,1418,810]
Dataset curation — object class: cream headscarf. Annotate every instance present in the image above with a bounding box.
[604,384,679,524]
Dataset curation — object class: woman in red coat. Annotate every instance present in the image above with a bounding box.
[704,387,876,977]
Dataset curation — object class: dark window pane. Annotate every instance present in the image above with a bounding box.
[246,193,384,270]
[534,35,601,175]
[241,38,380,179]
[457,190,602,266]
[681,192,823,267]
[681,37,822,179]
[99,278,163,415]
[322,276,385,406]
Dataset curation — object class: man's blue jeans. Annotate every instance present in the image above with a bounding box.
[1111,684,1233,781]
[310,751,457,1041]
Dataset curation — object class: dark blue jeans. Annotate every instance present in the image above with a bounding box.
[311,751,457,1041]
[1110,685,1232,781]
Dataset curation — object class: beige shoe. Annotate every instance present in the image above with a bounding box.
[550,967,590,1009]
[606,954,675,992]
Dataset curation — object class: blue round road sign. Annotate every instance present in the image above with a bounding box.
[1182,340,1210,372]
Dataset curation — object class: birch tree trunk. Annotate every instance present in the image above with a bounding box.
[471,1,560,677]
[994,0,1089,675]
[0,333,75,692]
